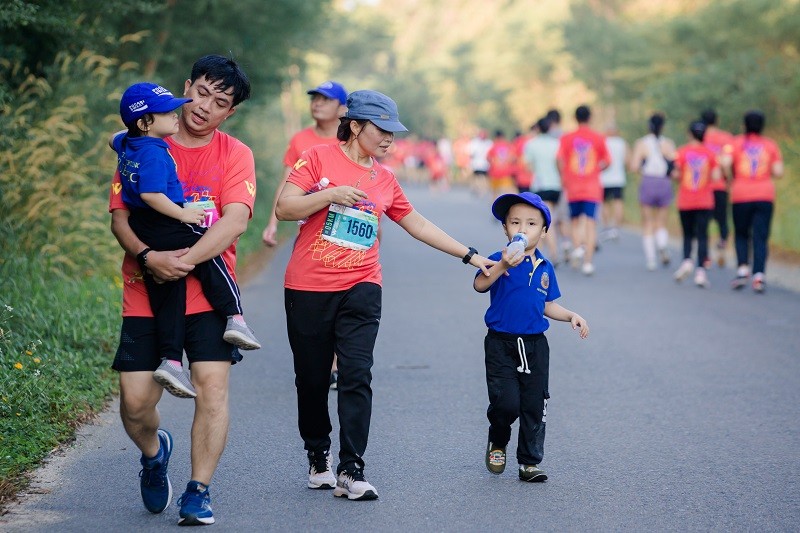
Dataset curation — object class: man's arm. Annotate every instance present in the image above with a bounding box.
[110,209,194,280]
[179,202,250,266]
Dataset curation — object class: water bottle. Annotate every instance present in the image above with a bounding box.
[297,177,330,226]
[506,232,528,260]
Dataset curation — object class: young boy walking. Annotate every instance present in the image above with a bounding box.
[113,82,261,398]
[474,192,589,482]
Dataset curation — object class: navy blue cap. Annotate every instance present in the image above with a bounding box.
[307,81,348,105]
[492,192,552,228]
[345,90,408,133]
[120,82,191,126]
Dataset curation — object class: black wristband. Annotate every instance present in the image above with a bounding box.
[136,248,152,270]
[462,246,478,264]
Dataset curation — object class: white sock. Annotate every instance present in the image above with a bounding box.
[643,235,656,264]
[655,228,669,250]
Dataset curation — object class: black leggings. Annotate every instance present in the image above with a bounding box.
[679,209,711,266]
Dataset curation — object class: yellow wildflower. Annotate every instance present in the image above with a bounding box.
[14,362,23,370]
[33,357,41,364]
[26,350,33,355]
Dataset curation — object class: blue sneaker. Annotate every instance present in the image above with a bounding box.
[139,428,173,513]
[177,481,215,526]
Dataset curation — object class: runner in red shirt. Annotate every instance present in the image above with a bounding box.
[262,81,347,247]
[726,110,784,293]
[487,130,517,196]
[512,128,534,193]
[276,90,495,501]
[700,108,735,266]
[556,105,609,275]
[671,121,721,287]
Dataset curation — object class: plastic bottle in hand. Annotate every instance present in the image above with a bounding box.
[297,177,330,226]
[506,232,528,261]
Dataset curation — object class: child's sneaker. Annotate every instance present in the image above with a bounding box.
[694,267,710,288]
[153,360,196,399]
[673,259,693,282]
[177,481,214,526]
[519,464,548,482]
[333,468,378,500]
[223,316,261,350]
[485,440,506,474]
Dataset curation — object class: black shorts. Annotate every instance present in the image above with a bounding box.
[536,190,561,204]
[603,186,624,201]
[112,311,243,372]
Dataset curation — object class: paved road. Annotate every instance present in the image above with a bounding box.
[3,184,799,532]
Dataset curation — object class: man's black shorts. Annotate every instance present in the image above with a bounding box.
[112,312,243,372]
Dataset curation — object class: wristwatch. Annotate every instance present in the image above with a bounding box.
[136,248,152,271]
[462,246,478,264]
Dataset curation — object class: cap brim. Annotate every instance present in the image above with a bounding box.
[491,193,551,227]
[149,97,192,113]
[370,118,408,133]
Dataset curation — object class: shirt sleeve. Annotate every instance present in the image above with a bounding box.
[218,140,257,218]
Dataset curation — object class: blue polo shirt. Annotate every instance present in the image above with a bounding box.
[477,248,561,335]
[113,133,184,209]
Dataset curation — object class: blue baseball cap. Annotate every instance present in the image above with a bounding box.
[492,192,552,229]
[307,81,348,105]
[345,90,408,133]
[120,82,191,126]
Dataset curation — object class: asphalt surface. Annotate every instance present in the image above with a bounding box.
[3,183,799,532]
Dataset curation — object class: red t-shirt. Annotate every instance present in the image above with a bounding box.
[282,127,342,167]
[557,125,609,202]
[487,139,515,179]
[284,144,414,291]
[512,134,533,188]
[729,134,782,203]
[703,127,734,192]
[674,143,718,211]
[108,131,257,317]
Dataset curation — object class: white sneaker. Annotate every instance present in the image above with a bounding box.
[570,246,585,268]
[307,451,336,489]
[673,259,693,282]
[694,267,710,288]
[581,263,595,276]
[646,259,657,272]
[333,468,378,500]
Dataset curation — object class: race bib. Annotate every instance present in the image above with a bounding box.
[321,203,379,251]
[185,200,218,228]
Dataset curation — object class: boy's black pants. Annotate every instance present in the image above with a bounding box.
[485,329,550,466]
[130,208,242,362]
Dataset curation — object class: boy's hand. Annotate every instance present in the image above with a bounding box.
[179,206,206,224]
[571,314,589,339]
[500,246,526,268]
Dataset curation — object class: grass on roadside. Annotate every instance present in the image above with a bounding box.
[0,256,121,507]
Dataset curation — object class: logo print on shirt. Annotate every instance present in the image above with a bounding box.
[245,181,256,197]
[571,139,595,175]
[540,271,549,290]
[744,144,763,178]
[293,159,308,171]
[686,154,706,190]
[112,183,122,195]
[310,230,367,270]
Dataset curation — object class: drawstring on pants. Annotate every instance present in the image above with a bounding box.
[516,337,531,374]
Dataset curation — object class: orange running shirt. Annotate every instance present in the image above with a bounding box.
[108,131,257,317]
[284,144,413,291]
[283,127,342,167]
[674,144,718,211]
[703,127,734,192]
[557,126,609,202]
[729,134,782,203]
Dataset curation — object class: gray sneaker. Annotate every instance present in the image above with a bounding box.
[153,360,197,399]
[222,317,261,350]
[519,464,548,482]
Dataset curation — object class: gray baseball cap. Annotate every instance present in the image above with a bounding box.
[345,90,408,133]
